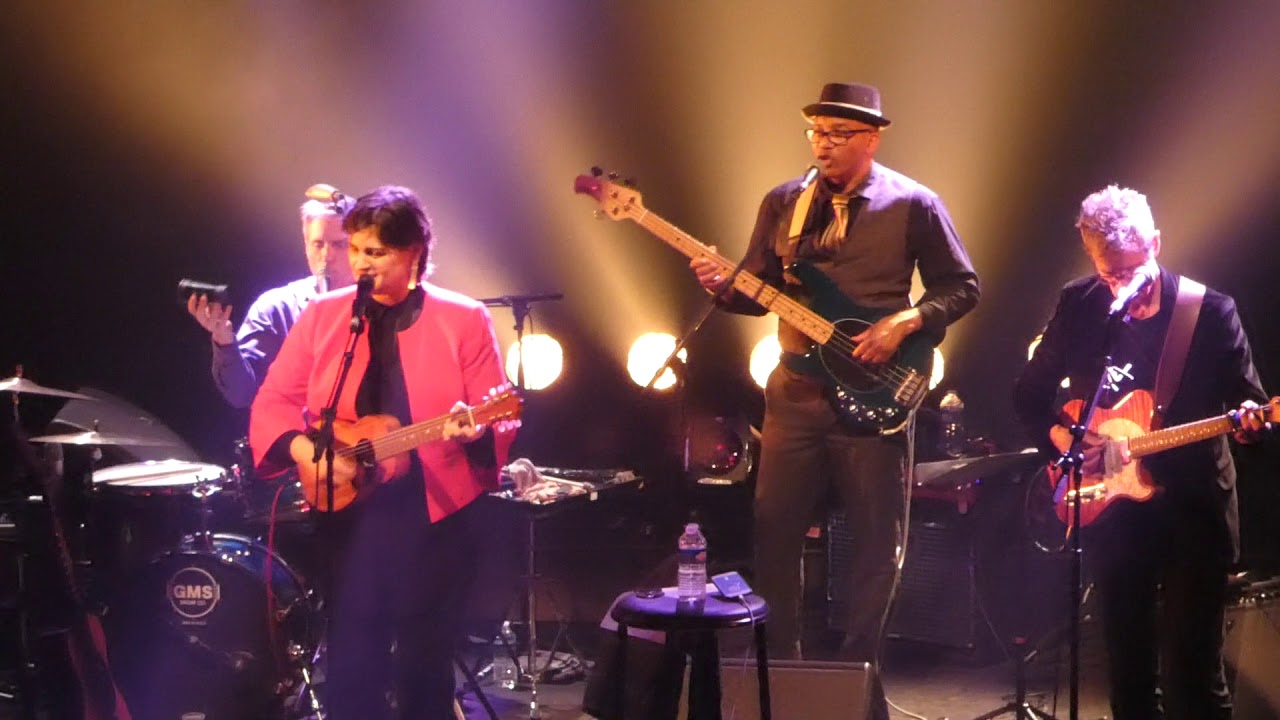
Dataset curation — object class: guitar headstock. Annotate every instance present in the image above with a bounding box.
[573,168,645,222]
[475,385,524,425]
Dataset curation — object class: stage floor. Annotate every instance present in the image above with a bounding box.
[460,623,1114,720]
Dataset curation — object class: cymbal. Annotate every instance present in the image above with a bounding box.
[28,430,181,447]
[914,448,1042,487]
[0,376,94,401]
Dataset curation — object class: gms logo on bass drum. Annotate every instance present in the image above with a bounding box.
[167,565,222,621]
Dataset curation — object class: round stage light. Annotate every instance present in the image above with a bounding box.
[504,333,563,390]
[749,335,781,389]
[627,332,686,390]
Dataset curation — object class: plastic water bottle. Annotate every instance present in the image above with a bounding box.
[939,390,967,458]
[677,522,708,610]
[492,621,519,690]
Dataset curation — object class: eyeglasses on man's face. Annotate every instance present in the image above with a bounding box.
[805,127,877,146]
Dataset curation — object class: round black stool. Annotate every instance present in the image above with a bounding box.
[610,589,770,720]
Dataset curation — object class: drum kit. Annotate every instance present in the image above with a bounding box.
[2,372,324,720]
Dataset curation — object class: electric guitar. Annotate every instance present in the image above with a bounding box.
[300,388,523,511]
[1049,389,1278,530]
[574,171,932,433]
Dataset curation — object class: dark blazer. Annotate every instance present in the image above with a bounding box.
[1013,265,1266,562]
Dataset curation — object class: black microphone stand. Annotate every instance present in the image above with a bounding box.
[477,293,564,390]
[1052,304,1135,720]
[312,315,367,512]
[644,253,752,503]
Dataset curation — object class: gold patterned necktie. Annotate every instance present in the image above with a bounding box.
[819,193,851,249]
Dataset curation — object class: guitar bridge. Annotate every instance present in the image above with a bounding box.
[892,370,927,408]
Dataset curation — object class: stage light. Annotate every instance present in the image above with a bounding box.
[930,347,945,390]
[627,332,686,390]
[687,415,757,486]
[505,333,563,390]
[749,334,781,389]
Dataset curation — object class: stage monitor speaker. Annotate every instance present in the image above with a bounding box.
[1225,594,1280,720]
[829,499,978,649]
[677,660,872,720]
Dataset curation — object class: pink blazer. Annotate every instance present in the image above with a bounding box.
[250,282,513,521]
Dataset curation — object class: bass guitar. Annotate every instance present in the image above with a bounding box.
[300,388,523,511]
[1050,389,1278,530]
[574,170,932,433]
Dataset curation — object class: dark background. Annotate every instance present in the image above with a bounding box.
[2,1,1278,572]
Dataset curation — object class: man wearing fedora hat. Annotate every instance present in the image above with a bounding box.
[692,81,979,707]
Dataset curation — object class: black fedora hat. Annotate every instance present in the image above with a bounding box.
[802,82,891,127]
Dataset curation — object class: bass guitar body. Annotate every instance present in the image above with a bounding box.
[786,262,935,433]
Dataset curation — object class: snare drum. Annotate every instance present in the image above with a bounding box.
[91,460,239,582]
[108,533,316,720]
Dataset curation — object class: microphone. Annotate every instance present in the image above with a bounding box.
[350,274,374,332]
[177,278,230,305]
[798,164,820,191]
[1108,270,1154,317]
[305,183,355,214]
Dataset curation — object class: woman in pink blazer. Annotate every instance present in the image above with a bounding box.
[251,185,515,719]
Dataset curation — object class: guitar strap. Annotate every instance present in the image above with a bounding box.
[1152,274,1205,426]
[778,181,818,278]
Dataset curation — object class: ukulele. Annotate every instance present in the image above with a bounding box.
[299,388,523,511]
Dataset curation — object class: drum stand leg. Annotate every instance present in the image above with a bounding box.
[297,663,325,720]
[5,537,39,720]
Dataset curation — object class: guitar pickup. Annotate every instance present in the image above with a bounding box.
[892,370,927,408]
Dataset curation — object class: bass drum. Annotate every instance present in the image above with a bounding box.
[107,533,316,720]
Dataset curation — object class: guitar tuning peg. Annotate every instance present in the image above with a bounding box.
[623,177,637,187]
[590,166,604,177]
[607,172,619,181]
[593,210,603,220]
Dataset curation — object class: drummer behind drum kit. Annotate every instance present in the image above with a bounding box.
[3,371,323,720]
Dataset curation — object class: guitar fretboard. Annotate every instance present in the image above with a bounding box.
[1128,415,1235,458]
[370,422,447,460]
[631,210,835,344]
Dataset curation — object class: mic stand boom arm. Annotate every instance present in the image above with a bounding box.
[478,292,564,390]
[645,250,752,474]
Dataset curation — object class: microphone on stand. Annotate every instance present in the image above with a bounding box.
[350,274,374,332]
[1108,270,1154,317]
[798,164,820,191]
[315,272,329,295]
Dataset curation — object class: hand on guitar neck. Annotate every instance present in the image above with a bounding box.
[289,387,523,512]
[1230,396,1278,444]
